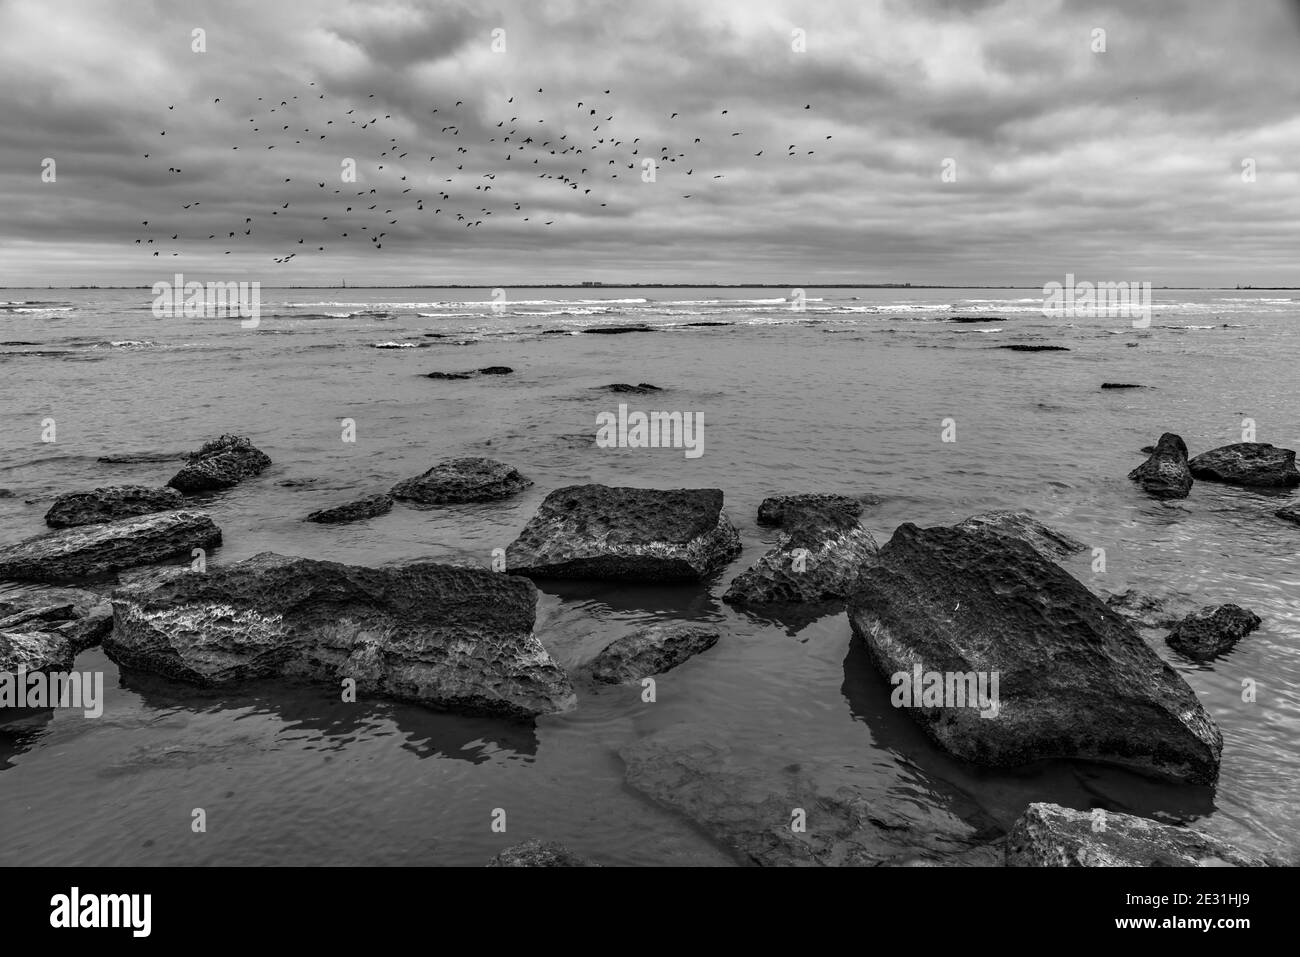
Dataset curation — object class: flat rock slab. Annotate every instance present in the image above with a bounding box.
[756,493,865,527]
[585,622,720,684]
[0,630,74,674]
[0,511,222,584]
[600,383,662,394]
[505,485,741,581]
[1129,433,1193,499]
[1188,442,1300,487]
[167,434,272,493]
[0,586,113,653]
[44,485,185,528]
[305,493,394,524]
[954,510,1086,559]
[621,732,1001,866]
[997,344,1070,352]
[847,522,1222,784]
[1165,604,1261,661]
[391,457,531,505]
[1006,803,1271,866]
[487,840,600,867]
[105,551,574,719]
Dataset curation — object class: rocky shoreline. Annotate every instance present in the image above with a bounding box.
[2,430,1295,867]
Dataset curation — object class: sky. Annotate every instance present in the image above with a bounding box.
[2,0,1299,287]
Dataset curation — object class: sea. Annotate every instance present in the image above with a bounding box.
[1,286,1297,865]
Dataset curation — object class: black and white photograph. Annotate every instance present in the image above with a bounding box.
[0,0,1295,928]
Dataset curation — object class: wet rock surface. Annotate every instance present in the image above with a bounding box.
[305,493,394,524]
[1129,432,1193,499]
[487,840,600,866]
[505,485,741,581]
[166,434,272,493]
[106,552,575,719]
[585,622,721,684]
[1165,604,1262,661]
[954,510,1086,559]
[44,485,185,528]
[1188,442,1300,487]
[391,457,532,505]
[847,522,1223,784]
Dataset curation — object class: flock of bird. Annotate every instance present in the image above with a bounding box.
[133,80,830,262]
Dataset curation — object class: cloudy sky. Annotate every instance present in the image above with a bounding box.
[2,0,1298,287]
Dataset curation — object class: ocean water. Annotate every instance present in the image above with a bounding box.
[1,286,1297,866]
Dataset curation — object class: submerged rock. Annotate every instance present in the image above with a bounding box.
[1103,589,1182,630]
[582,325,653,335]
[1006,803,1271,867]
[487,840,599,867]
[847,522,1222,784]
[756,493,863,528]
[505,485,741,581]
[1100,382,1145,389]
[1277,505,1300,526]
[948,316,1003,323]
[44,485,185,528]
[391,457,532,505]
[424,371,473,380]
[97,451,187,464]
[1165,604,1262,661]
[954,510,1086,559]
[0,511,222,584]
[601,382,663,394]
[166,434,272,493]
[586,622,720,684]
[477,366,513,375]
[305,493,394,524]
[1188,442,1300,487]
[724,505,878,607]
[105,552,574,719]
[621,731,1001,866]
[997,344,1070,352]
[1128,433,1193,499]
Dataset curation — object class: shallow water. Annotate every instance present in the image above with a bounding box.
[1,286,1297,865]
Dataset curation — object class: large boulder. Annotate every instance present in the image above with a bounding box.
[1165,604,1261,661]
[167,434,272,493]
[487,841,599,867]
[585,622,720,684]
[1006,803,1272,867]
[1188,442,1300,488]
[954,510,1086,560]
[621,730,1001,866]
[391,457,531,505]
[1128,433,1193,499]
[0,511,221,583]
[305,493,393,524]
[505,486,741,581]
[44,485,185,528]
[105,552,574,719]
[723,505,878,607]
[847,523,1222,785]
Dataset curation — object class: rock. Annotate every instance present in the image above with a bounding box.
[621,731,1001,866]
[948,316,1003,323]
[0,511,222,584]
[1100,383,1145,389]
[1165,604,1261,661]
[756,493,864,527]
[477,366,513,375]
[954,510,1086,559]
[305,493,394,524]
[1188,443,1300,488]
[1277,505,1300,525]
[487,840,599,867]
[166,434,272,493]
[1139,445,1156,454]
[1006,803,1270,867]
[105,552,575,719]
[997,344,1070,352]
[586,623,720,684]
[0,586,112,653]
[847,522,1222,784]
[1128,433,1193,499]
[582,325,653,334]
[424,371,472,380]
[97,451,186,464]
[44,485,186,528]
[0,630,74,675]
[724,505,878,606]
[391,457,532,505]
[601,383,662,394]
[505,485,742,581]
[1103,589,1181,630]
[0,489,13,498]
[682,321,730,327]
